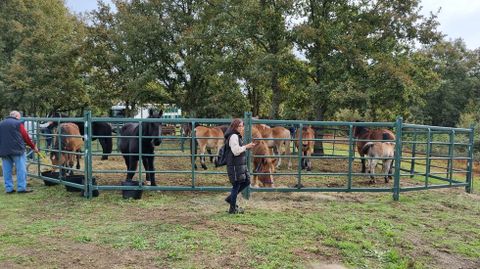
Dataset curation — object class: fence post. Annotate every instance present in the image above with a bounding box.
[296,124,304,188]
[84,111,93,198]
[191,121,196,187]
[393,117,403,201]
[466,125,475,193]
[242,112,252,200]
[410,129,417,178]
[347,125,353,190]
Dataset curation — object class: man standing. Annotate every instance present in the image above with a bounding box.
[0,111,39,193]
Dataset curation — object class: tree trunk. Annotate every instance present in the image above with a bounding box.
[313,104,325,156]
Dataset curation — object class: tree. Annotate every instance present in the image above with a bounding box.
[423,39,479,127]
[293,0,441,154]
[0,0,88,115]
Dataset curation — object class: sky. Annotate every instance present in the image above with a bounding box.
[65,0,480,50]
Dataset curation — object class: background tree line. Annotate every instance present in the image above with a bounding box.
[1,0,479,130]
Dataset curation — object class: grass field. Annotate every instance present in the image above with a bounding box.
[0,139,479,268]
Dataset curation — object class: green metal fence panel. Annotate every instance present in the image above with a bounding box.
[24,112,474,201]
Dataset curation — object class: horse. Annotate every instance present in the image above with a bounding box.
[353,124,395,175]
[361,142,395,184]
[50,123,84,176]
[253,124,292,169]
[295,126,315,171]
[46,113,113,160]
[119,109,163,186]
[194,126,225,170]
[76,122,113,160]
[251,140,277,187]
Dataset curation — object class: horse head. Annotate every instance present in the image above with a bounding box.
[253,141,277,187]
[353,121,369,138]
[143,109,163,146]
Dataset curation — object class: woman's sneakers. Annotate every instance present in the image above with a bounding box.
[228,204,244,214]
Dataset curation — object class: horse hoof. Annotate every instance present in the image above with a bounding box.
[306,167,312,172]
[202,165,208,170]
[101,156,108,160]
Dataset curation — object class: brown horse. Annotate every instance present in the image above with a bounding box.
[253,124,292,169]
[50,123,84,176]
[361,142,395,184]
[353,125,395,176]
[194,126,225,170]
[295,126,315,171]
[252,140,277,187]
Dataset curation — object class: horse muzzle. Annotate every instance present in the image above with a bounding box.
[152,138,161,146]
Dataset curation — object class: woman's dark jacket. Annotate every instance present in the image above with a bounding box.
[224,129,248,184]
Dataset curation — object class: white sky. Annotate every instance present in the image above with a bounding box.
[66,0,480,50]
[419,0,480,49]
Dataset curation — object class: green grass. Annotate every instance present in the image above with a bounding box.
[2,179,478,268]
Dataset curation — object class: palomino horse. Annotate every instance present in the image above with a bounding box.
[50,123,84,176]
[253,124,292,169]
[353,124,395,176]
[119,110,163,186]
[194,126,225,170]
[295,126,315,171]
[251,140,277,187]
[361,142,395,184]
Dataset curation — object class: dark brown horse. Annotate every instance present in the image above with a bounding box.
[353,124,395,176]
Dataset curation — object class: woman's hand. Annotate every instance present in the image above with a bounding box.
[245,142,256,149]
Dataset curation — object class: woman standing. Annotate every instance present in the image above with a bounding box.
[223,119,256,214]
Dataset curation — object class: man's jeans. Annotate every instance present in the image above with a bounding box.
[2,153,27,192]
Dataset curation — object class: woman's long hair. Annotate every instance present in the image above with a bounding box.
[228,118,244,135]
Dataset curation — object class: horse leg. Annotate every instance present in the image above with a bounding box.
[200,144,208,170]
[369,159,377,184]
[99,138,112,160]
[285,140,292,170]
[301,152,306,170]
[388,159,394,181]
[126,156,138,181]
[207,149,213,163]
[360,153,366,173]
[143,156,156,186]
[191,138,198,170]
[274,144,281,169]
[306,147,312,171]
[383,159,393,183]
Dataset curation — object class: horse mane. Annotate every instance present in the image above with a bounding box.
[354,125,369,137]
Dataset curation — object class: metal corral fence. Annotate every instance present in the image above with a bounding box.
[24,112,475,201]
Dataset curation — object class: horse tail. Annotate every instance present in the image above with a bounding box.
[361,142,374,156]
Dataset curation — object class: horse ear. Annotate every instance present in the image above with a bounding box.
[262,158,268,165]
[272,158,277,166]
[148,109,154,117]
[159,110,163,117]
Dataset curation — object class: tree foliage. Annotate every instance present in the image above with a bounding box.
[0,0,478,131]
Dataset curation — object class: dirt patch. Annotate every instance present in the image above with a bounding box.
[4,237,158,269]
[404,232,480,269]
